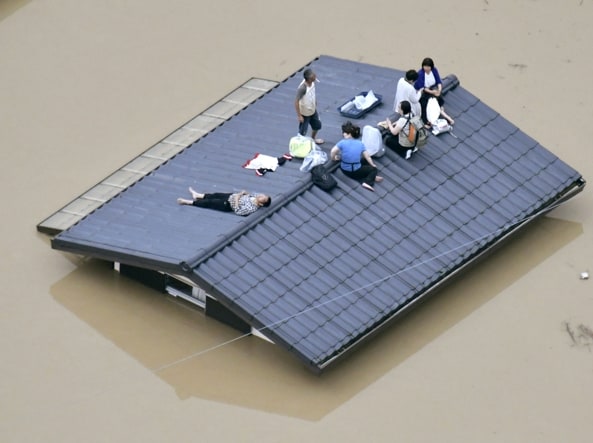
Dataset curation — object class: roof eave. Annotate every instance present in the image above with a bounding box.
[315,178,586,372]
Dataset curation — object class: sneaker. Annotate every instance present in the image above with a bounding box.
[405,149,412,160]
[362,183,375,192]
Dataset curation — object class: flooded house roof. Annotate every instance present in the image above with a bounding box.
[49,55,585,372]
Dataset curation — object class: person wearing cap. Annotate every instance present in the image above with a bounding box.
[295,68,324,145]
[177,187,271,216]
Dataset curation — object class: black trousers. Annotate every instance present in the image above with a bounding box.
[383,134,413,159]
[341,159,378,186]
[192,193,233,212]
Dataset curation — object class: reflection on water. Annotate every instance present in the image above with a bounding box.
[50,215,582,421]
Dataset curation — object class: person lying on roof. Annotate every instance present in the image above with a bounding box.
[177,187,271,216]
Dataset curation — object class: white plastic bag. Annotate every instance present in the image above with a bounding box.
[431,118,452,135]
[348,90,379,111]
[353,95,366,110]
[362,125,385,158]
[300,145,328,172]
[426,97,441,124]
[362,90,378,109]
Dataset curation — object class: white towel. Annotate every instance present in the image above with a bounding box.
[242,153,279,171]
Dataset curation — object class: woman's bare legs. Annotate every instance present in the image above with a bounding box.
[440,108,454,125]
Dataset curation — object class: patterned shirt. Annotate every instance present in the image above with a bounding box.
[230,193,260,216]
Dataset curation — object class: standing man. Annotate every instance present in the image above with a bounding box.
[394,69,421,117]
[295,68,324,144]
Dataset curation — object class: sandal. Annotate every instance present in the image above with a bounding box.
[362,183,375,192]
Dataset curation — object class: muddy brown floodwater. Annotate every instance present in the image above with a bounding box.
[2,1,592,442]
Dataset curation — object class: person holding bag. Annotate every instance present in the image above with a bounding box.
[382,101,416,160]
[414,57,455,128]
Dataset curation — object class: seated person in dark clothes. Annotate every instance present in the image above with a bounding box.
[177,187,271,216]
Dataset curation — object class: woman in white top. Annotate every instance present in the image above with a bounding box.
[414,57,454,128]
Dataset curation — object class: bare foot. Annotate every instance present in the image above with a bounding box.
[177,198,193,205]
[189,187,203,200]
[375,176,384,183]
[440,110,454,125]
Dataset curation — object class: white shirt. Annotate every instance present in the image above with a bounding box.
[394,77,421,116]
[424,71,436,89]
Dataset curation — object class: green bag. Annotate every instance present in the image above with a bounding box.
[289,135,314,158]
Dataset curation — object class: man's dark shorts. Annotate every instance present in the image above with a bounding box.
[298,110,322,136]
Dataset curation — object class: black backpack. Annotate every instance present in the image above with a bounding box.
[311,165,337,191]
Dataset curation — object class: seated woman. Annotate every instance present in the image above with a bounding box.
[382,100,417,160]
[177,187,271,216]
[330,121,382,192]
[414,57,454,128]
